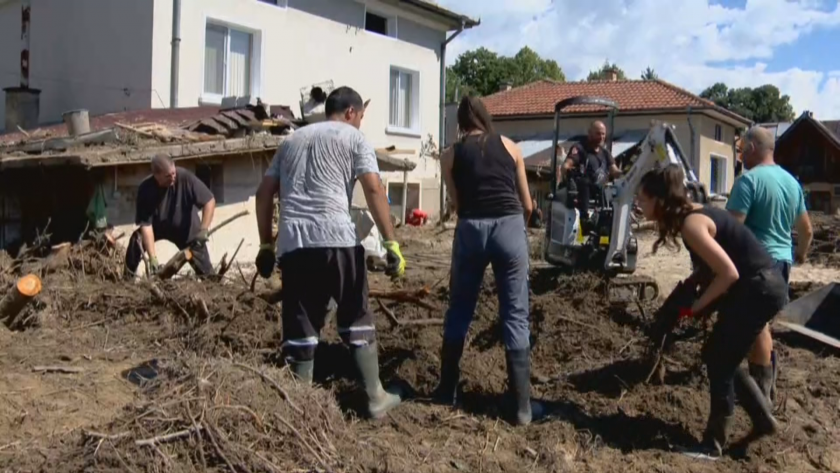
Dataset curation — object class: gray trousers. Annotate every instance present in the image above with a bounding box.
[444,214,530,351]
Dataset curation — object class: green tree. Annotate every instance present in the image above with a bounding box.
[446,46,565,100]
[700,83,795,123]
[640,67,659,81]
[587,60,627,81]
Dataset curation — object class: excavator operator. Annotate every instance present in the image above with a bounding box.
[560,121,622,229]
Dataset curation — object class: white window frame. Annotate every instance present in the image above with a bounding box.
[200,18,264,105]
[709,153,728,195]
[363,5,398,38]
[387,66,421,137]
[714,124,723,142]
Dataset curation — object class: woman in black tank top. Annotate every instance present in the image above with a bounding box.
[637,165,787,458]
[433,96,537,426]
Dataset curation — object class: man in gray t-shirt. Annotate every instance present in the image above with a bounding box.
[254,86,405,420]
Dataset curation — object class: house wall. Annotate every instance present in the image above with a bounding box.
[696,115,737,196]
[0,0,155,130]
[494,112,739,195]
[151,0,449,216]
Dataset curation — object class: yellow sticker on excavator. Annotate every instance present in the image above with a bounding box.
[655,144,667,161]
[599,236,610,245]
[576,221,585,243]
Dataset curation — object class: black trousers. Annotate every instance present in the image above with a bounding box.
[701,267,787,417]
[281,246,375,361]
[125,229,215,276]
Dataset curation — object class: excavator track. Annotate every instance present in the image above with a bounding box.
[606,275,660,305]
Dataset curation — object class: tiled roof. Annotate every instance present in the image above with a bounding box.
[0,107,220,144]
[482,79,750,124]
[823,120,840,138]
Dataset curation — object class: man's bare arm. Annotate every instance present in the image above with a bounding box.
[200,198,216,230]
[255,176,280,245]
[358,172,396,241]
[140,225,156,259]
[794,212,813,264]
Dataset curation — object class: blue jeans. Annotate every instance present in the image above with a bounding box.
[444,214,530,351]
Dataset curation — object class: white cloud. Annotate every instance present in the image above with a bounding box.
[438,0,840,119]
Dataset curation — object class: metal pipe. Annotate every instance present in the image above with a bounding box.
[438,22,465,221]
[170,0,181,108]
[21,0,31,88]
[686,106,696,172]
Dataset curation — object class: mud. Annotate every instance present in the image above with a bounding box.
[807,212,840,268]
[1,229,840,473]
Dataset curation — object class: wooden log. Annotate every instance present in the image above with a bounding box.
[157,210,250,280]
[157,248,193,280]
[1,274,42,327]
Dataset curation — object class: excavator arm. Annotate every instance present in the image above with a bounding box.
[602,123,707,273]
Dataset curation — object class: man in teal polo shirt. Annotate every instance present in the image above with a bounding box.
[726,125,813,403]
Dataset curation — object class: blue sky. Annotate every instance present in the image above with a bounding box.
[437,0,840,119]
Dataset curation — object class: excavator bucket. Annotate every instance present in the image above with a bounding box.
[777,283,840,349]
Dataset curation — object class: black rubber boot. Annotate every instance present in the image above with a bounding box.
[432,339,464,405]
[680,414,731,460]
[351,342,401,420]
[289,360,314,385]
[748,362,774,404]
[735,366,779,438]
[505,349,533,426]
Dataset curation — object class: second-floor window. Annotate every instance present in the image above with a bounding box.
[714,124,722,142]
[389,67,419,134]
[204,23,253,99]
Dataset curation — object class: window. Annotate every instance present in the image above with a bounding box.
[388,67,420,134]
[204,23,254,101]
[365,10,397,37]
[196,163,225,203]
[714,124,723,142]
[709,155,727,195]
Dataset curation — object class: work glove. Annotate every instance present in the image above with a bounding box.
[382,240,406,278]
[192,228,210,248]
[147,256,160,275]
[256,244,277,279]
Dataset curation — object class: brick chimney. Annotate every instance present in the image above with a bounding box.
[606,66,618,82]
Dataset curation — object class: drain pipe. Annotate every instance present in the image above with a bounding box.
[438,22,466,222]
[686,106,697,172]
[170,0,181,108]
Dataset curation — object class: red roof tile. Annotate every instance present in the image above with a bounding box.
[482,79,750,124]
[0,107,219,144]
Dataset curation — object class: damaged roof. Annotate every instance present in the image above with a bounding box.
[0,106,417,172]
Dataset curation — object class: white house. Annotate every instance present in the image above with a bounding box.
[0,0,478,220]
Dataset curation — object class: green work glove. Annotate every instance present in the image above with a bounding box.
[382,241,406,278]
[256,244,277,279]
[193,228,210,247]
[148,256,160,275]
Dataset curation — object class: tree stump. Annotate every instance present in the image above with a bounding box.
[1,274,43,328]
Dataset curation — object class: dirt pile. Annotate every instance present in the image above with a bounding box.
[807,212,840,268]
[3,238,840,472]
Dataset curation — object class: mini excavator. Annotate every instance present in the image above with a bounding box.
[543,97,708,304]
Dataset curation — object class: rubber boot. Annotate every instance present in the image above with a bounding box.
[734,366,779,438]
[770,350,779,402]
[432,339,464,406]
[748,362,774,404]
[680,413,731,460]
[351,342,401,420]
[505,349,533,426]
[289,359,314,385]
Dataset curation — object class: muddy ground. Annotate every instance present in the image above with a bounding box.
[1,221,840,473]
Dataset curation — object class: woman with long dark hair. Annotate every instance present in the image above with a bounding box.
[637,164,787,457]
[433,96,535,425]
